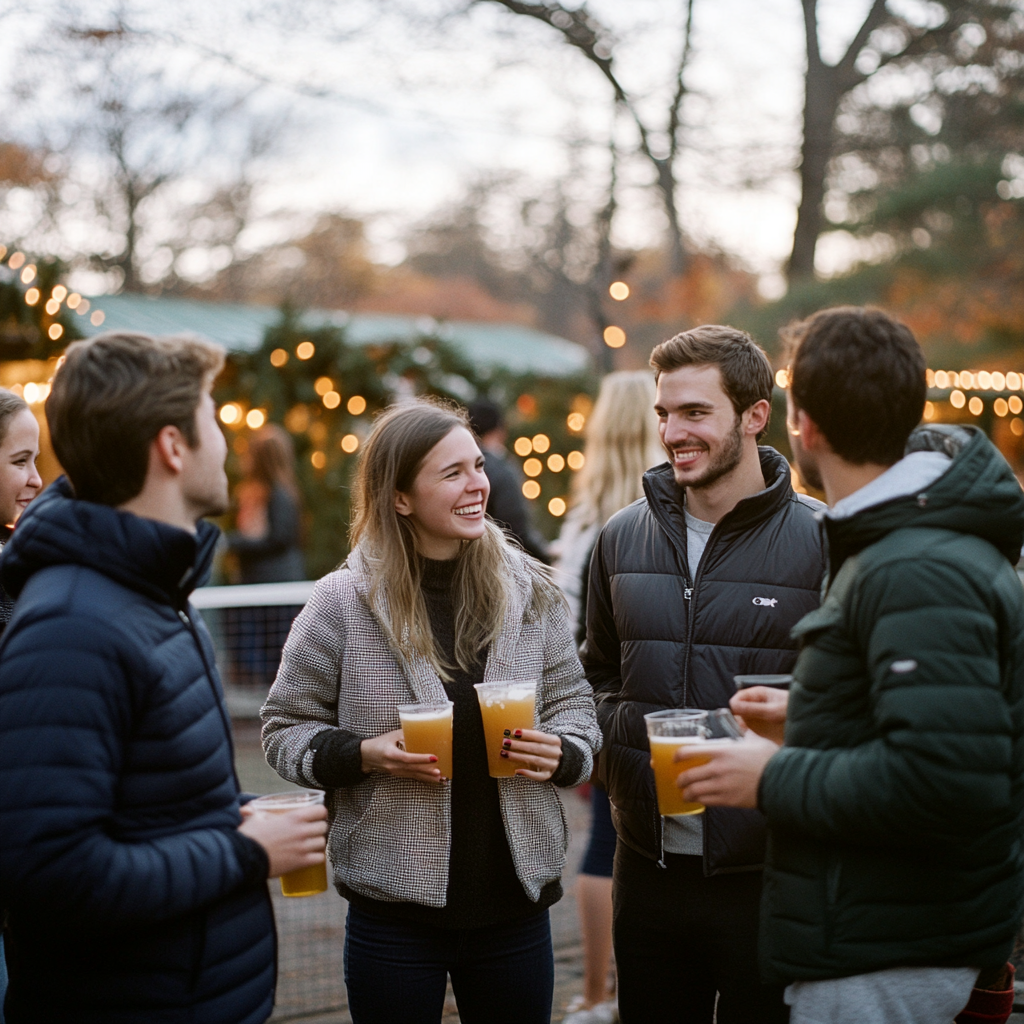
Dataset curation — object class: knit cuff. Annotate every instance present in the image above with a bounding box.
[227,827,271,885]
[550,734,587,788]
[309,728,368,787]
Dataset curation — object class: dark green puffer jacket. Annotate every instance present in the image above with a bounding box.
[759,425,1024,984]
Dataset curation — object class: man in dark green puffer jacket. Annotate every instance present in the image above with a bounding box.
[677,307,1024,1024]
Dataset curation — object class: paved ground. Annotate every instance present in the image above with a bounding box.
[234,720,592,1023]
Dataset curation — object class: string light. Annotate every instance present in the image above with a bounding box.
[609,282,630,300]
[20,265,35,284]
[45,298,60,315]
[220,404,242,425]
[24,288,39,306]
[523,458,542,477]
[340,434,359,453]
[8,252,25,269]
[48,324,63,340]
[322,391,341,409]
[296,341,315,360]
[567,451,585,470]
[1011,396,1023,415]
[950,390,966,409]
[66,293,81,309]
[548,497,567,516]
[995,398,1009,417]
[90,310,104,326]
[547,454,565,472]
[52,285,67,302]
[514,437,533,456]
[603,326,626,348]
[270,348,288,367]
[774,369,790,389]
[567,412,585,432]
[347,395,367,415]
[1013,418,1024,437]
[531,433,551,453]
[245,409,266,429]
[311,451,326,469]
[968,397,984,416]
[522,480,541,500]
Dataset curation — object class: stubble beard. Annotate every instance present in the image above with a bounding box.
[790,433,824,492]
[673,415,745,493]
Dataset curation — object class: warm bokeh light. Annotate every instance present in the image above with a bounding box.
[24,288,39,306]
[522,480,541,500]
[315,376,333,396]
[547,454,565,472]
[270,348,288,367]
[523,458,542,477]
[52,285,67,302]
[567,450,585,471]
[603,325,626,348]
[8,251,25,269]
[23,383,50,404]
[296,341,315,360]
[20,265,36,284]
[516,393,538,417]
[341,433,359,453]
[91,310,105,326]
[923,401,935,421]
[1011,396,1023,415]
[1013,418,1024,437]
[774,369,789,389]
[45,298,60,315]
[246,409,266,429]
[995,398,1009,417]
[1009,373,1022,391]
[609,281,630,300]
[968,396,984,416]
[48,324,63,340]
[220,403,242,425]
[323,391,341,409]
[285,405,310,433]
[77,299,90,314]
[531,433,551,453]
[66,292,81,309]
[347,395,367,415]
[567,412,585,432]
[978,371,992,389]
[960,372,974,390]
[950,390,966,409]
[934,370,949,389]
[992,371,1006,391]
[548,497,567,516]
[925,369,935,388]
[311,451,327,469]
[513,436,533,457]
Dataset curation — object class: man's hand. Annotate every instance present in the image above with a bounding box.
[360,728,444,783]
[674,733,780,809]
[730,686,789,745]
[501,728,562,782]
[238,802,328,878]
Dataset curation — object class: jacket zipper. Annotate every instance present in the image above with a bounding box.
[177,606,244,794]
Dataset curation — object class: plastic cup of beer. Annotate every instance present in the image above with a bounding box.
[398,700,454,779]
[645,709,713,818]
[249,790,328,897]
[473,680,537,778]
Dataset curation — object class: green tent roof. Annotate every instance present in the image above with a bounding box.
[78,294,590,377]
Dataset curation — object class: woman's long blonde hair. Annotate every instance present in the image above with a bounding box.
[350,397,559,679]
[570,371,665,529]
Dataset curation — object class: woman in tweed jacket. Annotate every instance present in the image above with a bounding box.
[262,398,601,1024]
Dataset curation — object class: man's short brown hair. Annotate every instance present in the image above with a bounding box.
[783,307,925,466]
[47,332,225,506]
[650,325,774,437]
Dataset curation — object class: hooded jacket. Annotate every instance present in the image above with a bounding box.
[0,479,275,1024]
[758,426,1024,983]
[583,449,826,872]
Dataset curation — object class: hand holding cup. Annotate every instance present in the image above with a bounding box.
[729,686,789,745]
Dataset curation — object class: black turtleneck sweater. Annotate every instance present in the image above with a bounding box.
[310,556,568,929]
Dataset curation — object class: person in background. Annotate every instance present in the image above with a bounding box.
[467,398,550,563]
[261,398,600,1024]
[0,388,42,1024]
[553,371,664,1024]
[677,307,1024,1024]
[0,332,327,1024]
[227,423,304,584]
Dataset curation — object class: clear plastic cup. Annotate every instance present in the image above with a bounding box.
[398,700,454,779]
[645,710,711,817]
[249,790,328,897]
[473,680,537,778]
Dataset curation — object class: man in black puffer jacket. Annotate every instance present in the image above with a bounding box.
[0,332,327,1024]
[583,325,826,1023]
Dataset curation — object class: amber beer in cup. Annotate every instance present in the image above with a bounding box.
[645,710,712,817]
[398,700,454,779]
[249,790,328,897]
[473,680,537,777]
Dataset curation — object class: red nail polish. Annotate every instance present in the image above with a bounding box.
[514,729,522,738]
[500,750,508,758]
[429,756,438,762]
[502,739,511,748]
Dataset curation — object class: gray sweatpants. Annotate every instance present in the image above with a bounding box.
[785,966,979,1024]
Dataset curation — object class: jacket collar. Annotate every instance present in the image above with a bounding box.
[0,476,219,608]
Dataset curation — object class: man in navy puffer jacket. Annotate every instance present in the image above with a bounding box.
[0,332,327,1024]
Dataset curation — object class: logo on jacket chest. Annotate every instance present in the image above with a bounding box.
[752,596,778,607]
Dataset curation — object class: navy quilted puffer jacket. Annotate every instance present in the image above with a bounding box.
[0,478,275,1024]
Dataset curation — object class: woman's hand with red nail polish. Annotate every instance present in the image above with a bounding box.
[360,729,444,783]
[502,729,563,782]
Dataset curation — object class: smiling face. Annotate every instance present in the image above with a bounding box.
[394,425,490,560]
[0,408,42,527]
[655,364,747,491]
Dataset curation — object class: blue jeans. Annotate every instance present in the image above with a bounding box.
[343,905,554,1024]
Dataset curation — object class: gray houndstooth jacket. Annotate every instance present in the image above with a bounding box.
[261,545,601,908]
